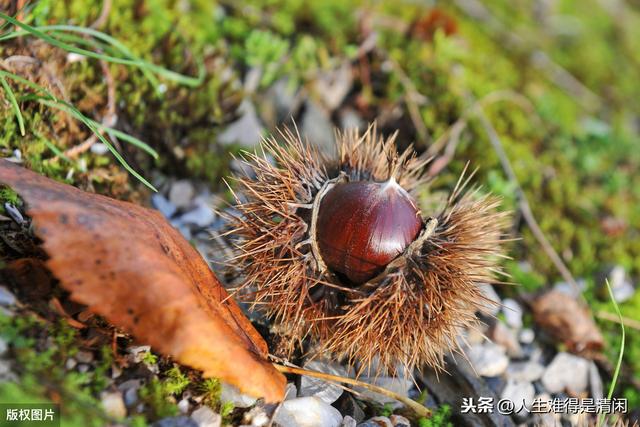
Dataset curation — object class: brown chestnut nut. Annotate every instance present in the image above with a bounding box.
[316,179,422,284]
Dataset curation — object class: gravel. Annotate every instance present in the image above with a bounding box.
[541,352,590,394]
[468,342,509,377]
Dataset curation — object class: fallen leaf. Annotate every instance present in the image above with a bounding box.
[0,160,285,402]
[531,290,604,354]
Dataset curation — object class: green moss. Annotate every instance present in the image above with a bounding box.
[418,404,452,427]
[0,314,114,427]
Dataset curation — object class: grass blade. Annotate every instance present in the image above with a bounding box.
[0,13,203,87]
[597,278,625,427]
[0,73,25,136]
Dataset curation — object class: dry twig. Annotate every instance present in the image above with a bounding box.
[273,363,432,418]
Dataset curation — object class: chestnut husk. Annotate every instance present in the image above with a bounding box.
[227,125,509,375]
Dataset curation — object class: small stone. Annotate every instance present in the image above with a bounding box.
[0,360,12,378]
[191,406,221,427]
[478,283,501,315]
[90,143,110,155]
[589,362,603,401]
[488,321,522,358]
[506,361,545,383]
[468,343,509,377]
[65,358,77,370]
[518,328,535,345]
[152,194,178,218]
[75,350,94,364]
[243,406,269,427]
[339,109,365,131]
[0,338,7,357]
[501,379,534,418]
[124,387,139,408]
[357,417,391,427]
[128,345,151,362]
[180,203,215,228]
[101,391,127,419]
[541,352,590,394]
[284,383,298,400]
[77,363,90,373]
[502,298,523,330]
[169,180,195,209]
[553,280,586,298]
[299,358,348,404]
[302,100,335,155]
[275,396,343,427]
[0,286,16,306]
[314,63,353,111]
[606,266,635,303]
[485,376,506,396]
[220,383,257,408]
[355,377,413,409]
[152,416,198,427]
[335,394,365,423]
[389,414,410,427]
[4,203,24,224]
[218,101,264,147]
[341,416,357,427]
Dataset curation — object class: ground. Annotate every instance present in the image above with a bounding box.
[0,0,639,426]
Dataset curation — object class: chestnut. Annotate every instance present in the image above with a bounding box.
[228,126,509,375]
[316,179,422,284]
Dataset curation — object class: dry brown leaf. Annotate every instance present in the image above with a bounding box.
[0,160,285,402]
[531,290,604,354]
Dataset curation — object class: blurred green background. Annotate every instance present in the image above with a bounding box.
[1,0,639,423]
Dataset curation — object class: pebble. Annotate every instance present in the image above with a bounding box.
[0,338,7,357]
[364,417,391,427]
[506,361,545,383]
[169,180,196,209]
[90,142,110,155]
[299,358,349,404]
[65,358,77,370]
[243,406,269,427]
[488,321,522,358]
[339,109,365,131]
[313,63,353,111]
[485,376,506,396]
[127,345,151,363]
[152,416,198,427]
[389,414,410,427]
[478,283,502,315]
[607,265,635,303]
[284,383,298,400]
[220,383,257,408]
[541,352,590,394]
[467,342,509,377]
[302,100,335,155]
[554,280,586,298]
[218,101,264,147]
[124,387,139,408]
[152,194,178,218]
[335,395,365,423]
[191,406,221,427]
[75,350,94,364]
[0,286,17,307]
[341,415,357,427]
[589,361,603,401]
[179,203,215,228]
[0,360,11,378]
[502,298,523,330]
[274,397,343,427]
[518,328,535,345]
[4,203,24,224]
[355,376,413,409]
[101,391,127,419]
[501,379,535,417]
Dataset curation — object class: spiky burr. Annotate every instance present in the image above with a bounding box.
[226,125,510,376]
